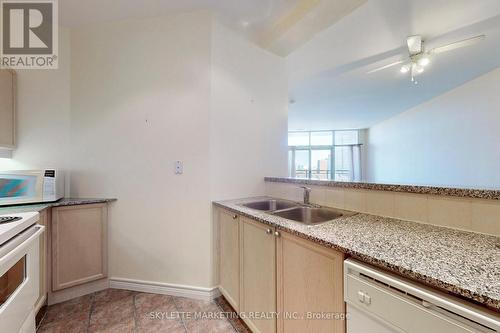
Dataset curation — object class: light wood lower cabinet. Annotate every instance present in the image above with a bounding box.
[240,217,276,333]
[217,208,346,333]
[277,231,345,333]
[218,209,240,311]
[51,203,108,291]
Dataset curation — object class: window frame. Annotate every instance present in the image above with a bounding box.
[288,130,362,181]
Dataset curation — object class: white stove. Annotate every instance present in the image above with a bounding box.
[0,212,39,245]
[0,212,44,333]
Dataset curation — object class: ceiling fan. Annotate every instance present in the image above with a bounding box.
[368,34,486,84]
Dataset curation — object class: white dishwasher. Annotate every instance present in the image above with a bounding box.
[344,259,500,333]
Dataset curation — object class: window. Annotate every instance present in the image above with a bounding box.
[311,150,331,180]
[310,131,333,146]
[288,132,310,146]
[335,130,358,145]
[288,130,363,182]
[294,150,310,179]
[0,256,26,306]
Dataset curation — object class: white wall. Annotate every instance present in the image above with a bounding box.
[69,12,214,288]
[210,21,288,200]
[0,28,71,175]
[0,12,287,290]
[366,67,500,188]
[69,13,288,289]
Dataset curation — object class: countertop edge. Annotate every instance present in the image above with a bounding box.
[213,200,500,312]
[50,198,117,207]
[265,177,500,201]
[0,198,117,214]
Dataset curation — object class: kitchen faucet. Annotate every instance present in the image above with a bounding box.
[300,186,311,205]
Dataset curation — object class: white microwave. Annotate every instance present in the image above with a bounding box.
[0,170,65,206]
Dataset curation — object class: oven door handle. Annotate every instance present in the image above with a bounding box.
[0,225,45,265]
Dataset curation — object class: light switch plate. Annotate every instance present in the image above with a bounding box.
[174,161,183,174]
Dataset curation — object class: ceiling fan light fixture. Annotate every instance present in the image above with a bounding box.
[407,35,423,55]
[368,33,485,83]
[418,56,430,67]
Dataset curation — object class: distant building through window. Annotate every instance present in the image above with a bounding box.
[288,130,363,182]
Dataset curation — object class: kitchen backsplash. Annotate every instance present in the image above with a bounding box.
[265,181,500,236]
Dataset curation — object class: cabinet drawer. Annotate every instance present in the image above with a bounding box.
[346,274,486,333]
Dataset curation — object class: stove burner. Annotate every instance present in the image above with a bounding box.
[0,216,22,224]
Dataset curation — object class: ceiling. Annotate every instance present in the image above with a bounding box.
[59,0,362,56]
[59,0,297,29]
[58,0,500,131]
[59,0,300,43]
[259,0,366,56]
[287,0,500,130]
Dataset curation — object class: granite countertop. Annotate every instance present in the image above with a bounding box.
[265,177,500,200]
[0,198,116,215]
[214,197,500,312]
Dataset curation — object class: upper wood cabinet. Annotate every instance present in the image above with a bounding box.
[51,203,108,291]
[0,69,16,149]
[218,209,240,311]
[240,217,277,333]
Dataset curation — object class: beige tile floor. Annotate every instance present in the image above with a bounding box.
[37,289,250,333]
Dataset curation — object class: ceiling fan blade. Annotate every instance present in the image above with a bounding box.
[430,35,485,54]
[407,35,423,55]
[367,60,405,74]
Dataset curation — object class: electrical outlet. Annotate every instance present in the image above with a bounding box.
[174,161,183,174]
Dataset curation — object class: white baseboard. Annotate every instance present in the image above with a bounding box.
[109,277,220,302]
[48,278,109,305]
[34,294,47,313]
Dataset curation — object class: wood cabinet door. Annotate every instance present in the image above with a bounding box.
[52,204,108,291]
[0,69,15,149]
[277,231,345,333]
[240,217,276,333]
[218,209,240,311]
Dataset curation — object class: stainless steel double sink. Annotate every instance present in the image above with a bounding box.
[239,199,356,225]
